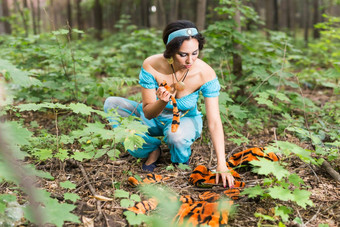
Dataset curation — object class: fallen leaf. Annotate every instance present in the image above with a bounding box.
[90,194,114,201]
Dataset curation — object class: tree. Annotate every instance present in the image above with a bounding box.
[312,0,321,39]
[233,0,242,78]
[76,0,83,37]
[168,0,179,23]
[156,0,166,28]
[196,0,207,30]
[304,0,310,46]
[14,0,29,36]
[93,0,103,40]
[1,0,12,34]
[30,0,37,34]
[140,0,150,27]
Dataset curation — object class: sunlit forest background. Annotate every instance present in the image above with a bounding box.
[0,0,339,226]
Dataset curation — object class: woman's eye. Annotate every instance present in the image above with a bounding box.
[179,53,187,57]
[193,51,198,55]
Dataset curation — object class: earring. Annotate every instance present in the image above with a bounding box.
[167,57,174,65]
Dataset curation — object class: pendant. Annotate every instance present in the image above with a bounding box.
[175,81,185,91]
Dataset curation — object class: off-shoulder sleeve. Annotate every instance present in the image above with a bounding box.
[200,78,220,97]
[139,67,158,89]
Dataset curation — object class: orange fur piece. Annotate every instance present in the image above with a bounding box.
[159,80,180,132]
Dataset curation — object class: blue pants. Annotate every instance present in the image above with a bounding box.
[103,97,202,163]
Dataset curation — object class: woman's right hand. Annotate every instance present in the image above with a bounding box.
[156,87,171,102]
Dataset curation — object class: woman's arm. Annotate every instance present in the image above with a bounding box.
[141,87,170,119]
[205,96,235,188]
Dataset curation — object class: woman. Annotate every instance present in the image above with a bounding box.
[104,20,234,188]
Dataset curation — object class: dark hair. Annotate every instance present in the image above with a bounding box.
[162,20,205,59]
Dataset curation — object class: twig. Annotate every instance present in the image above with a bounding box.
[306,164,321,183]
[207,141,214,169]
[296,209,305,227]
[78,162,103,221]
[304,205,322,226]
[323,200,340,213]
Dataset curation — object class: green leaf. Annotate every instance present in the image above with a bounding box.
[115,189,129,198]
[267,186,293,201]
[124,134,146,151]
[54,149,69,161]
[0,59,42,87]
[228,105,248,120]
[24,189,80,226]
[275,206,292,222]
[71,151,93,161]
[124,211,147,226]
[69,103,93,116]
[60,181,77,189]
[130,194,141,202]
[120,199,134,208]
[254,212,275,221]
[178,163,191,170]
[33,149,53,160]
[250,158,289,180]
[292,189,313,209]
[166,165,175,171]
[2,121,33,147]
[240,184,264,198]
[293,217,303,225]
[0,201,6,214]
[288,174,304,187]
[52,29,69,35]
[64,193,80,203]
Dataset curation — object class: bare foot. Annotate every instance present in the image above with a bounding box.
[145,148,161,165]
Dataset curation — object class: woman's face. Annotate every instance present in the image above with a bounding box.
[173,38,199,70]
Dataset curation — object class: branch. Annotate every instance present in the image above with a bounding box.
[321,160,340,182]
[77,162,103,221]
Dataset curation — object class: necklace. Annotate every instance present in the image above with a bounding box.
[170,64,189,91]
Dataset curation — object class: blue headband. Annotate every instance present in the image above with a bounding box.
[166,28,199,44]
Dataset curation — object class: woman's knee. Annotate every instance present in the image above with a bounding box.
[104,96,122,113]
[166,128,192,146]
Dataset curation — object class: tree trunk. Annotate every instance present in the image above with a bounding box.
[156,0,166,28]
[2,0,12,34]
[196,0,207,30]
[312,0,321,39]
[273,0,279,30]
[67,0,72,40]
[67,0,72,27]
[304,0,310,46]
[76,0,83,38]
[37,0,41,33]
[30,0,37,35]
[168,0,179,23]
[93,0,103,40]
[14,0,29,36]
[265,0,274,30]
[232,0,242,78]
[280,0,288,29]
[140,0,150,27]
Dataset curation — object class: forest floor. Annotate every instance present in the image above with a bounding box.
[3,88,340,227]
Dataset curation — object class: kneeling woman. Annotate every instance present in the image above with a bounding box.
[104,20,234,188]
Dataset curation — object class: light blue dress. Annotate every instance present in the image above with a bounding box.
[104,66,220,163]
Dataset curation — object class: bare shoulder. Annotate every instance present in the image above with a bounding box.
[142,54,164,72]
[196,59,216,82]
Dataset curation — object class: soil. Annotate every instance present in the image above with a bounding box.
[2,87,339,227]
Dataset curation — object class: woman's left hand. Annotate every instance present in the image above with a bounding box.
[216,163,234,188]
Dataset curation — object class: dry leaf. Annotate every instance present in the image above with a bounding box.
[82,216,94,227]
[90,194,114,201]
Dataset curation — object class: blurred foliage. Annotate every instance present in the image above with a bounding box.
[0,2,339,226]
